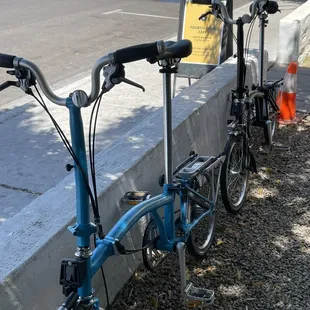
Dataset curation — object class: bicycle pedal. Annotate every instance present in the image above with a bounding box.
[184,282,215,307]
[271,144,290,152]
[122,191,151,205]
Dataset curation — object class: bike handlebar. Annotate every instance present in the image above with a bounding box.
[211,0,236,24]
[211,0,267,24]
[0,53,16,68]
[114,41,165,64]
[0,40,166,106]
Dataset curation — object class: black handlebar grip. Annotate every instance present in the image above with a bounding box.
[266,1,279,14]
[249,0,279,15]
[0,53,16,68]
[114,41,165,64]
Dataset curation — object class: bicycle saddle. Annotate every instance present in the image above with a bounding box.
[147,39,192,63]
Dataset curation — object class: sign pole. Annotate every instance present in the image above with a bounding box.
[226,0,233,59]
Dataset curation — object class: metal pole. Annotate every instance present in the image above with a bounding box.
[219,0,233,63]
[258,14,265,87]
[163,72,173,184]
[226,0,233,59]
[236,19,245,96]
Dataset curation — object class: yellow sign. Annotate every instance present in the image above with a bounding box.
[181,2,224,65]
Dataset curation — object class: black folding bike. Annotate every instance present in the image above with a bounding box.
[201,0,282,213]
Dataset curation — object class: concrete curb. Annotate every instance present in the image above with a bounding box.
[277,0,310,64]
[0,50,267,309]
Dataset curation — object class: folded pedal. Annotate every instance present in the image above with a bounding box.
[185,282,215,307]
[122,191,151,205]
[271,144,290,152]
[177,242,215,308]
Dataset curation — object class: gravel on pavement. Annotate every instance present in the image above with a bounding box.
[111,115,310,310]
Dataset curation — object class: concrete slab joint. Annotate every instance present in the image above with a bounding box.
[277,0,310,64]
[0,50,267,309]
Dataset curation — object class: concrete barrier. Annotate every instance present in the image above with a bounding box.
[0,50,267,309]
[277,0,310,64]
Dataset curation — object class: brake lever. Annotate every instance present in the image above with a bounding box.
[118,77,145,92]
[4,69,36,94]
[0,80,20,92]
[199,11,212,21]
[102,63,145,92]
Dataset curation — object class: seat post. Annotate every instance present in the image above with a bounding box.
[258,13,267,88]
[160,62,176,185]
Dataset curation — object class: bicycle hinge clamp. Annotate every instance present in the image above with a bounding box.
[68,222,96,237]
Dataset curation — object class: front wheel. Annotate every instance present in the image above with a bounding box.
[262,83,280,145]
[220,135,249,214]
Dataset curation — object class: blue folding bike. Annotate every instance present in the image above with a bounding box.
[0,39,225,309]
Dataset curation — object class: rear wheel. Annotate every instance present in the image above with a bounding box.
[186,173,216,258]
[263,84,280,145]
[220,135,249,213]
[142,219,167,271]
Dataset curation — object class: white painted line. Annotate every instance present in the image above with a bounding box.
[102,9,122,15]
[1,2,256,118]
[117,11,178,20]
[233,2,252,13]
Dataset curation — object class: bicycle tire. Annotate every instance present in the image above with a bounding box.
[186,173,217,258]
[263,83,280,144]
[142,219,167,271]
[220,135,249,213]
[263,98,278,145]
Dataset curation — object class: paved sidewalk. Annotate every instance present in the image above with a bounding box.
[0,0,304,225]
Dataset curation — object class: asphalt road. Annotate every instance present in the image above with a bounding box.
[0,0,251,225]
[0,0,248,106]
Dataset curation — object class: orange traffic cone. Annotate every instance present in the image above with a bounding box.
[277,61,299,124]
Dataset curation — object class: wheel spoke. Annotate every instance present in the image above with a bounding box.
[228,172,241,187]
[222,136,249,212]
[186,172,216,257]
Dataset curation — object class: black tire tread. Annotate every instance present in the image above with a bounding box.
[220,135,249,214]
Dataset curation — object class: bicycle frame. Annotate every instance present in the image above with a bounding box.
[235,18,247,101]
[229,17,249,126]
[258,12,265,88]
